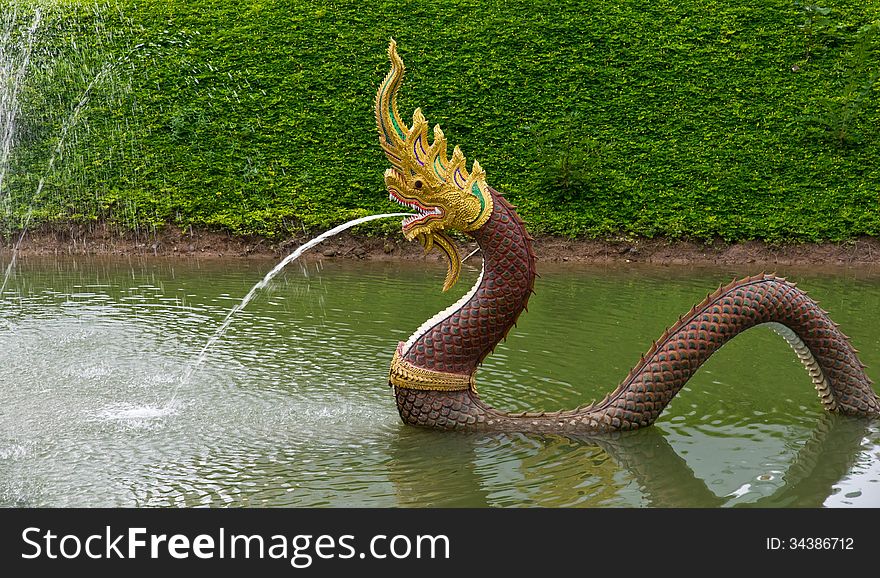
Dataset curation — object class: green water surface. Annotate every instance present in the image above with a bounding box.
[0,256,878,507]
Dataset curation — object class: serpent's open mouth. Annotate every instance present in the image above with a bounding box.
[388,189,443,232]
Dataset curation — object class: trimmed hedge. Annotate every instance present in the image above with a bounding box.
[3,0,879,242]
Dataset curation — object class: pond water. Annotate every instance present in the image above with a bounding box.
[0,255,878,507]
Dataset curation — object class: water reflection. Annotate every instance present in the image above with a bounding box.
[387,414,876,508]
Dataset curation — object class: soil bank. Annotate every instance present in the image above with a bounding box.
[2,223,880,267]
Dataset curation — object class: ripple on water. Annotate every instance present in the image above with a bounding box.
[94,402,180,424]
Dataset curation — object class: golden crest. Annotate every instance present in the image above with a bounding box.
[375,39,493,291]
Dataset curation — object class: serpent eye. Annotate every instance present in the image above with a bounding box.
[413,178,424,190]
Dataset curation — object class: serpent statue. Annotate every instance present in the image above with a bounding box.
[376,40,880,432]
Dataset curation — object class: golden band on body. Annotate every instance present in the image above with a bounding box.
[389,349,476,392]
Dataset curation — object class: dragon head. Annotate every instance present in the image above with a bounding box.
[375,39,493,291]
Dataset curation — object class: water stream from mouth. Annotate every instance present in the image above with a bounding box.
[173,212,412,397]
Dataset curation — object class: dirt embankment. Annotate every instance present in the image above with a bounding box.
[2,223,879,267]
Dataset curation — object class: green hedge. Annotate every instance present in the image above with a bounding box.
[2,0,879,242]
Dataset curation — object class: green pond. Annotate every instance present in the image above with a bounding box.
[0,255,878,507]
